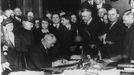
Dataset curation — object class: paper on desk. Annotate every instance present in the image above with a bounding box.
[9,70,44,75]
[52,70,85,75]
[99,68,120,75]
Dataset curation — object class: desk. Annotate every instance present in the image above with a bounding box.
[8,69,134,75]
[52,68,120,75]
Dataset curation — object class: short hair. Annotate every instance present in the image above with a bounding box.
[52,12,60,17]
[80,8,92,13]
[26,11,34,17]
[108,8,119,14]
[61,14,71,21]
[41,18,49,23]
[14,7,21,12]
[22,21,33,27]
[79,8,92,16]
[42,33,56,44]
[98,8,107,13]
[123,10,134,19]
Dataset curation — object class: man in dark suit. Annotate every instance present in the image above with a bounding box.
[80,8,101,58]
[29,33,58,69]
[105,8,126,61]
[49,13,64,43]
[60,15,77,59]
[122,10,134,63]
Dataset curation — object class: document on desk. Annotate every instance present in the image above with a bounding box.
[52,70,85,75]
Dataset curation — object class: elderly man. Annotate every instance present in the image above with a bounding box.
[29,33,59,69]
[122,10,134,63]
[79,8,101,58]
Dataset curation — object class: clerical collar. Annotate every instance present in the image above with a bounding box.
[87,18,93,25]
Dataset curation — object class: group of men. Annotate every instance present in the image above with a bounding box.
[1,0,134,74]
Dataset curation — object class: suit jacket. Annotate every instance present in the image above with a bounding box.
[58,23,77,59]
[83,18,101,45]
[15,28,34,52]
[33,28,49,44]
[30,43,58,69]
[49,23,64,42]
[60,23,77,46]
[105,20,127,57]
[12,16,23,32]
[123,24,134,60]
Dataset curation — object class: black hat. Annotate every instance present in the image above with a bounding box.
[1,18,12,26]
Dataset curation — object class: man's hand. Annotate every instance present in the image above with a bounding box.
[105,41,114,45]
[2,62,12,71]
[2,45,8,51]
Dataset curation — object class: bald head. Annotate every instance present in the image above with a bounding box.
[22,21,33,30]
[42,33,56,48]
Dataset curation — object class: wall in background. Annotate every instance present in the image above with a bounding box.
[0,0,130,18]
[0,0,42,18]
[106,0,130,18]
[81,0,130,18]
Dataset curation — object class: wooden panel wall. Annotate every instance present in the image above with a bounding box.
[1,0,42,18]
